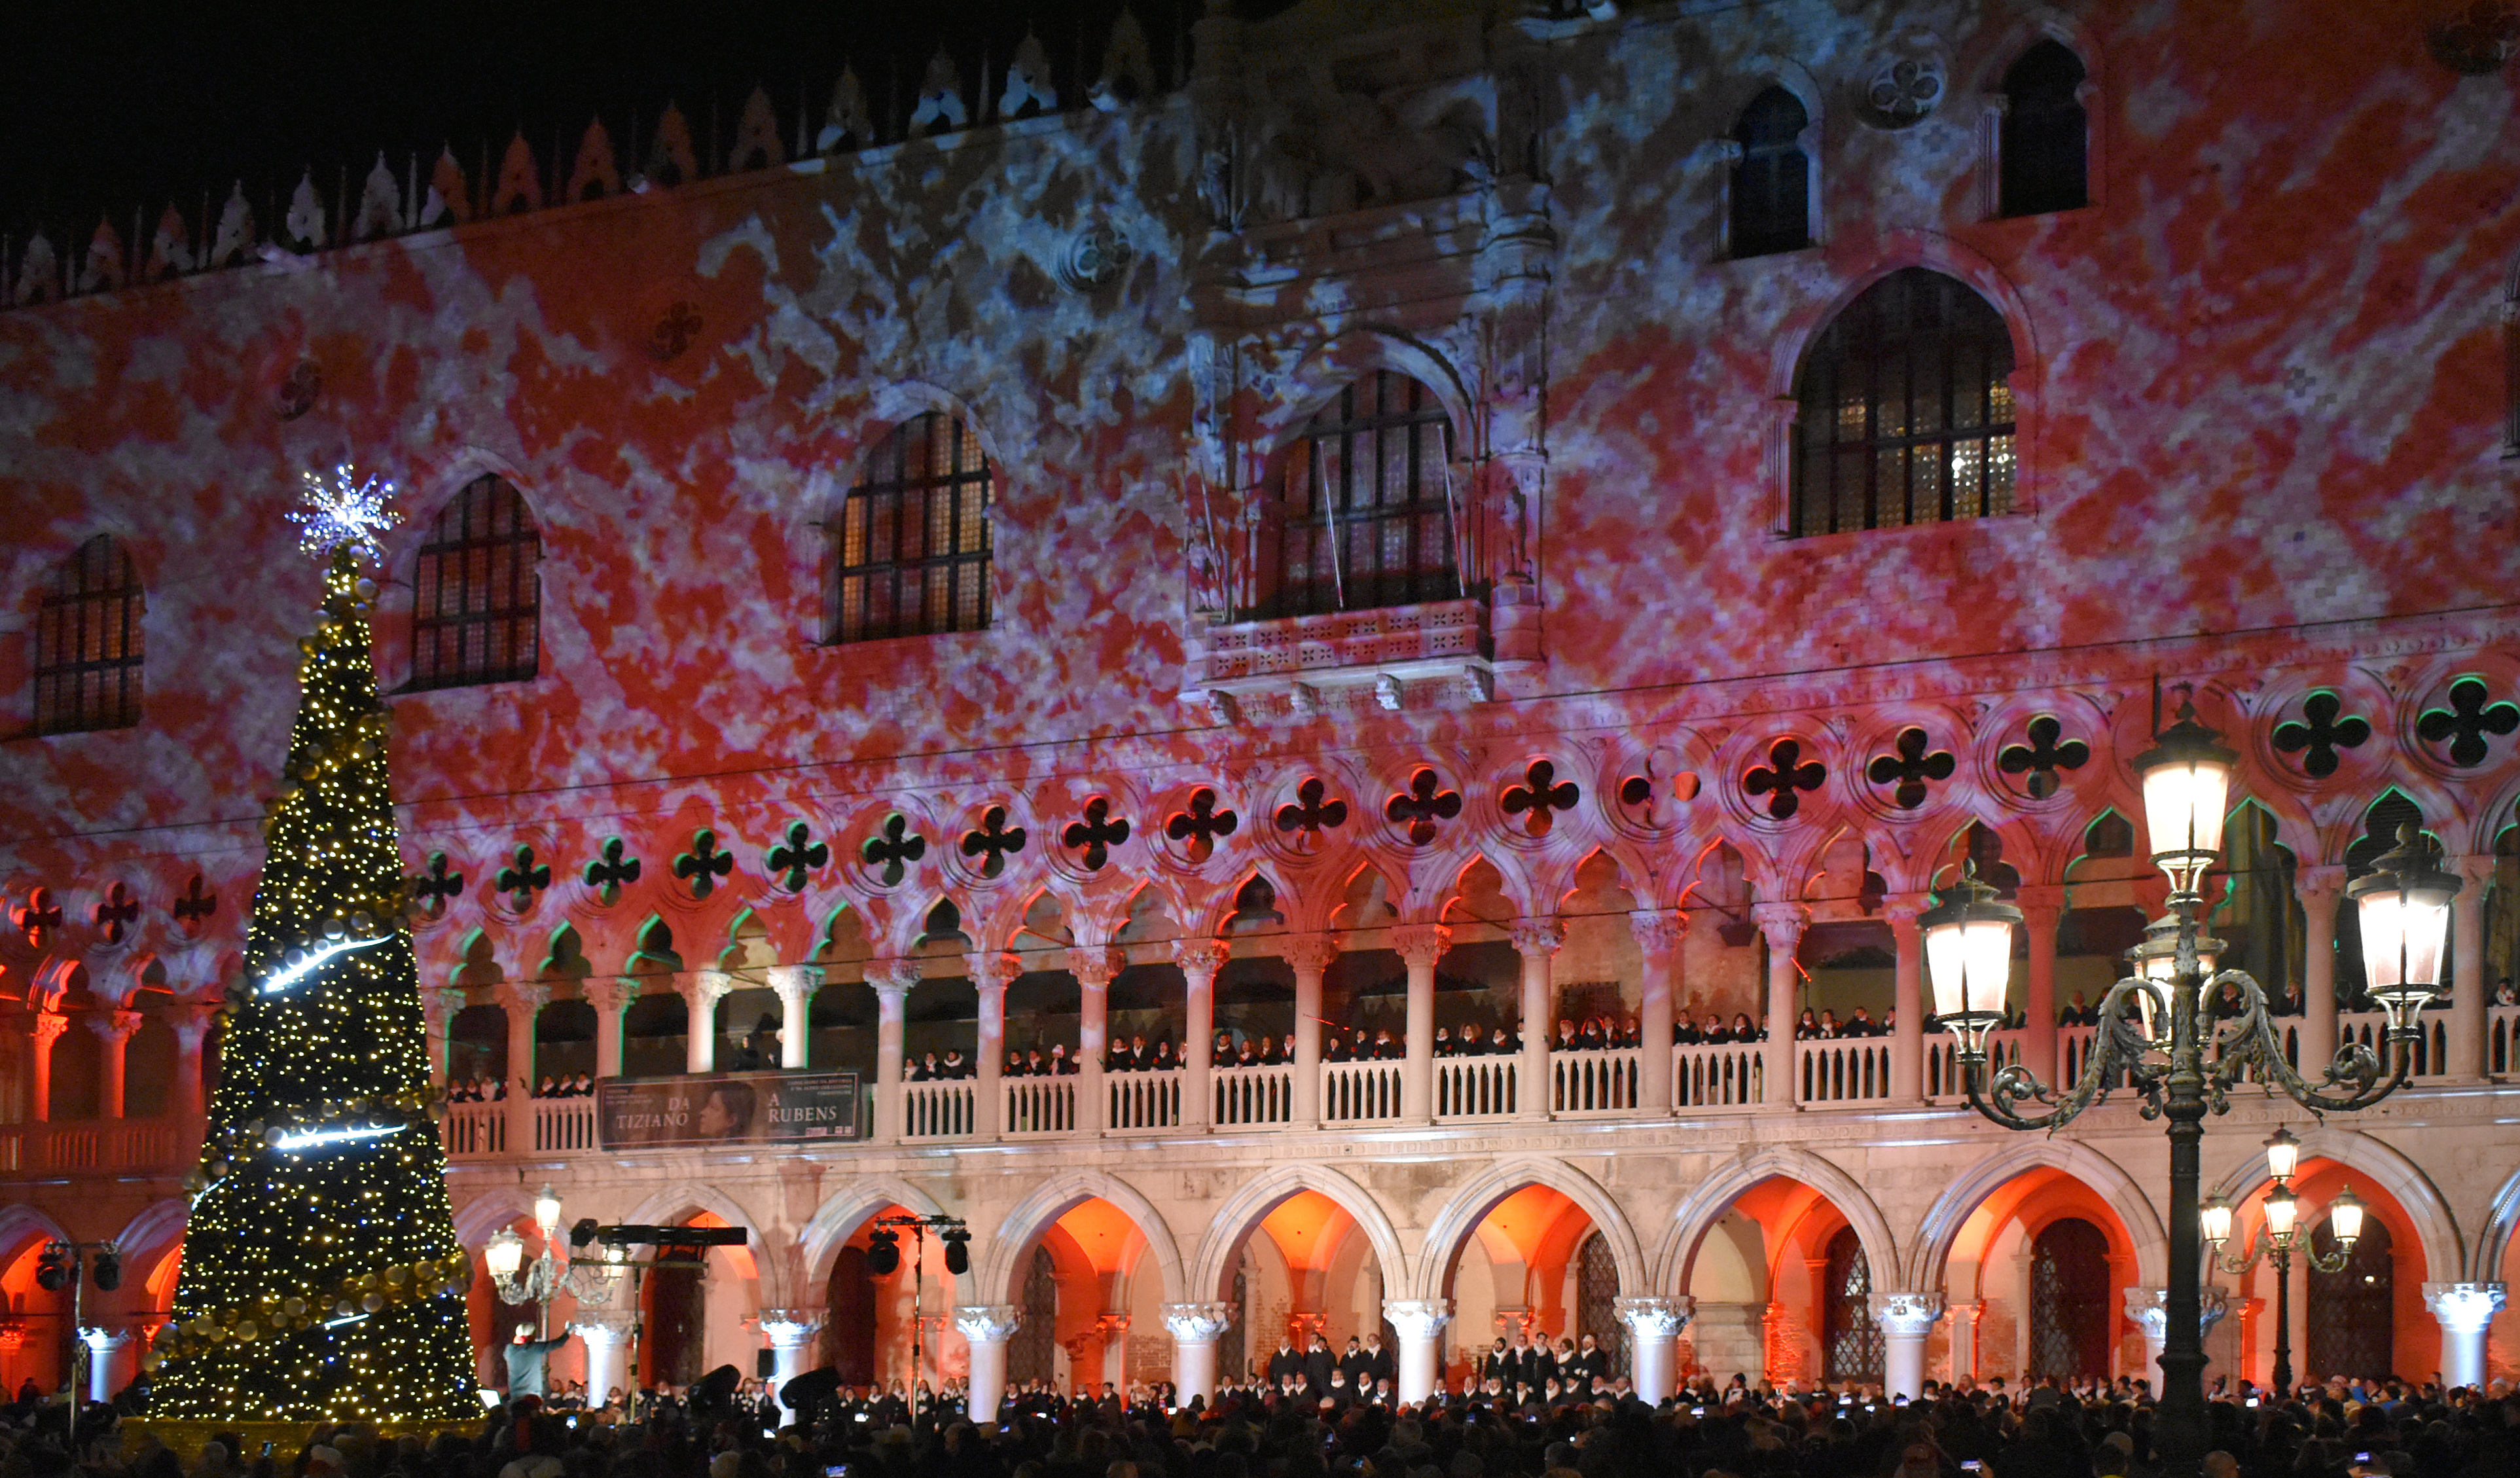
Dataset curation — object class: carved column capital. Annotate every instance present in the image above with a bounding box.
[2425,1281,2508,1333]
[967,951,1025,991]
[679,969,734,1011]
[86,1009,144,1044]
[872,958,925,998]
[1868,1292,1943,1336]
[2451,854,2499,888]
[1750,901,1808,952]
[765,964,823,1004]
[1068,946,1125,989]
[1284,935,1341,975]
[1173,939,1231,979]
[583,976,639,1015]
[757,1310,825,1345]
[29,1011,68,1049]
[1627,909,1686,959]
[2297,863,2349,906]
[1508,918,1565,958]
[1882,892,1929,934]
[570,1309,638,1344]
[1094,1312,1132,1338]
[1390,925,1452,970]
[508,980,553,1015]
[954,1305,1022,1343]
[1613,1295,1692,1339]
[1382,1299,1453,1341]
[1162,1302,1236,1344]
[166,1000,222,1046]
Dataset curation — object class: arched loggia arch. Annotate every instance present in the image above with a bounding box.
[1907,1138,2169,1291]
[1413,1157,1647,1303]
[1653,1148,1899,1297]
[974,1170,1185,1309]
[2203,1127,2462,1290]
[797,1176,952,1293]
[2468,1161,2520,1283]
[1191,1163,1410,1304]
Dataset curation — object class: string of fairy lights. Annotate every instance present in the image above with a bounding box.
[153,470,479,1423]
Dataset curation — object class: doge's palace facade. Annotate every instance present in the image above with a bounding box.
[1,0,2518,1416]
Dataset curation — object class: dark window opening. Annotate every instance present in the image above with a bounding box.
[1822,1225,1882,1384]
[2000,42,2089,217]
[2027,1217,2112,1381]
[827,411,994,643]
[411,474,541,689]
[1730,87,1812,259]
[33,534,143,734]
[1791,269,2018,536]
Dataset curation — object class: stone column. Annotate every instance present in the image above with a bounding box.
[2426,1282,2507,1390]
[79,1327,130,1402]
[766,965,821,1070]
[86,1009,143,1119]
[1885,894,1927,1103]
[1392,926,1450,1124]
[681,970,734,1073]
[1752,903,1807,1113]
[1287,936,1338,1127]
[1384,1299,1453,1405]
[1511,918,1564,1119]
[507,982,549,1146]
[757,1310,824,1425]
[873,962,918,1143]
[168,1001,221,1119]
[1071,946,1122,1135]
[572,1311,636,1404]
[955,1306,1021,1428]
[1164,1303,1235,1407]
[1176,941,1229,1132]
[584,978,637,1079]
[2017,885,2064,1083]
[28,1011,66,1122]
[2451,857,2494,1079]
[2297,866,2345,1077]
[1096,1312,1131,1387]
[1945,1300,1979,1384]
[1871,1293,1942,1400]
[1630,910,1683,1115]
[1614,1295,1691,1404]
[970,952,1020,1141]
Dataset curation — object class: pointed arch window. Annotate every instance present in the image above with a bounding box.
[33,534,144,734]
[1791,268,2018,536]
[1821,1225,1882,1383]
[2027,1217,2112,1380]
[411,474,541,689]
[1259,371,1459,620]
[1730,87,1812,259]
[827,411,994,643]
[2000,42,2089,217]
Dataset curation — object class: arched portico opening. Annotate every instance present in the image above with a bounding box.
[979,1175,1183,1396]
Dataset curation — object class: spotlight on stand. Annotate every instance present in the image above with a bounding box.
[865,1229,901,1277]
[91,1249,119,1292]
[941,1227,971,1276]
[35,1244,69,1292]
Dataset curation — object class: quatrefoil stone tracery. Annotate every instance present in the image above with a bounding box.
[1743,739,1827,821]
[2271,691,2371,780]
[1386,768,1464,846]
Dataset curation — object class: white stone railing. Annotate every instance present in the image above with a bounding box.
[1551,1048,1638,1116]
[2492,1005,2520,1076]
[1106,1069,1182,1132]
[1214,1064,1294,1127]
[1321,1060,1405,1123]
[1435,1056,1518,1118]
[444,1100,507,1159]
[1671,1042,1763,1108]
[1928,1030,2026,1100]
[531,1096,600,1153]
[901,1079,975,1140]
[2337,1011,2449,1079]
[1799,1039,1894,1104]
[0,1116,192,1177]
[1003,1075,1077,1137]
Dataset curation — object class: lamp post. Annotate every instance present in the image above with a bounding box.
[35,1240,121,1451]
[1927,697,2454,1478]
[2200,1128,2365,1398]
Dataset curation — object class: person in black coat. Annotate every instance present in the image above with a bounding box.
[1480,1337,1514,1391]
[1266,1339,1304,1390]
[1363,1330,1395,1390]
[1336,1335,1371,1388]
[1302,1333,1335,1396]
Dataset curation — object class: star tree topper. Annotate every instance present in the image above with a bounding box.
[289,462,401,559]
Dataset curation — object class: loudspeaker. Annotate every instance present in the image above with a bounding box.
[756,1349,776,1379]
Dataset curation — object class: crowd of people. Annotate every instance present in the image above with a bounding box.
[19,1361,2515,1478]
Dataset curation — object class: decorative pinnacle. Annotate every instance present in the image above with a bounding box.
[288,462,401,560]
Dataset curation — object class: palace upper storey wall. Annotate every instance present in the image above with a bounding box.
[0,0,2514,956]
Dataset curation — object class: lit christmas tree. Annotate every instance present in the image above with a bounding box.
[151,467,477,1423]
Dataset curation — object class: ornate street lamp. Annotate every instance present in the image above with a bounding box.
[2201,1128,2366,1396]
[484,1186,634,1339]
[1929,697,2453,1478]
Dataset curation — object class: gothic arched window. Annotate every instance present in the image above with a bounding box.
[1791,268,2018,536]
[1730,87,1812,259]
[2001,42,2090,217]
[1261,372,1458,619]
[2307,1211,2394,1381]
[411,474,541,689]
[33,533,143,734]
[2028,1217,2112,1381]
[827,411,994,643]
[1821,1225,1882,1383]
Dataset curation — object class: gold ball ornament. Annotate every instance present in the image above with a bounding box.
[361,1293,385,1312]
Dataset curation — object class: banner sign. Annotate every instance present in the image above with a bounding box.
[596,1070,862,1150]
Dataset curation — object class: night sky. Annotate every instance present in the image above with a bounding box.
[0,0,1206,247]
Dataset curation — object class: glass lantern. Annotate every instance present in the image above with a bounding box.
[2133,698,2237,895]
[2344,824,2461,1034]
[1922,866,2024,1057]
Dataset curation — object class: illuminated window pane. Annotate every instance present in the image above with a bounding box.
[826,411,995,643]
[410,476,541,690]
[1261,372,1458,619]
[33,533,144,733]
